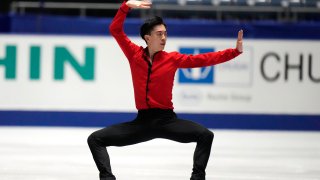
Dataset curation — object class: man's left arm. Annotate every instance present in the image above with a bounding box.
[176,30,243,68]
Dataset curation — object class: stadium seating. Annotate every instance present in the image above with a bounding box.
[7,0,320,21]
[209,0,234,6]
[152,0,179,4]
[305,0,320,7]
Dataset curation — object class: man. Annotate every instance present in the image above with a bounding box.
[87,0,243,180]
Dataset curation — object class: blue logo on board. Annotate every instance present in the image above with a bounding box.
[178,47,215,84]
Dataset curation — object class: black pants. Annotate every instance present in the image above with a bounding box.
[87,109,214,180]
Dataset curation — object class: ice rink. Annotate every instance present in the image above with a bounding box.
[0,126,319,180]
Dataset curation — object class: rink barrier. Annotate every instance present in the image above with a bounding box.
[0,110,319,131]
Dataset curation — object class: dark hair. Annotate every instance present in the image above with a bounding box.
[140,16,167,41]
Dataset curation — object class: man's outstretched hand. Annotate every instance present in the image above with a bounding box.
[236,30,243,53]
[126,0,152,9]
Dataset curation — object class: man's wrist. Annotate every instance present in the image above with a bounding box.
[121,1,131,13]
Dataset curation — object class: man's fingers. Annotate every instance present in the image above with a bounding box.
[139,1,152,8]
[140,5,152,8]
[141,1,152,5]
[127,0,152,9]
[238,29,243,41]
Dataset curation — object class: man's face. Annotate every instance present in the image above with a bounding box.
[145,24,167,52]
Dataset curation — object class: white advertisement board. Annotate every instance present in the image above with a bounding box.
[0,34,319,115]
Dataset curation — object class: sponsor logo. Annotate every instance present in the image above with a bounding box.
[178,48,214,84]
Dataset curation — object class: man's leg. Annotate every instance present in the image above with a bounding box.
[156,116,214,180]
[87,120,153,180]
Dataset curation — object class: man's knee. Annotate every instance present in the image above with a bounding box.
[199,129,214,142]
[206,129,214,141]
[208,130,214,140]
[87,132,99,147]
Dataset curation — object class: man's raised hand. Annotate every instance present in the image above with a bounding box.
[236,30,243,53]
[126,0,152,9]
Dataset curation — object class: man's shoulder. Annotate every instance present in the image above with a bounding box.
[155,51,185,63]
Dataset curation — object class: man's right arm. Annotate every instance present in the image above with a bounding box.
[109,2,139,61]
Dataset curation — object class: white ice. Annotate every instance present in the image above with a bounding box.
[0,127,319,180]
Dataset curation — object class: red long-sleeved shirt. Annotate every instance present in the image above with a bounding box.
[109,2,242,110]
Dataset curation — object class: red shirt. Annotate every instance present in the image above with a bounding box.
[109,2,242,110]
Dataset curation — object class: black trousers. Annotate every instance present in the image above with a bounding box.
[87,109,214,180]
